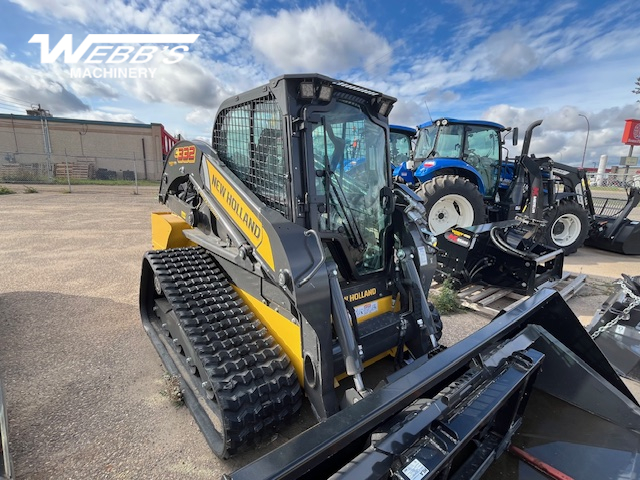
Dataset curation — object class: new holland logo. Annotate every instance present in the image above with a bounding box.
[345,288,377,303]
[205,159,275,270]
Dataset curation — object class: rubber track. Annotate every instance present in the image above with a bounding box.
[145,247,302,456]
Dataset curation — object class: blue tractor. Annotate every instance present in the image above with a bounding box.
[388,124,417,170]
[391,118,596,255]
[392,118,506,234]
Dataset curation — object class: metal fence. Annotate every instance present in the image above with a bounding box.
[0,151,161,183]
[590,196,632,216]
[586,171,640,189]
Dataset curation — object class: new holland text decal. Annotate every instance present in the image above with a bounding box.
[205,159,275,270]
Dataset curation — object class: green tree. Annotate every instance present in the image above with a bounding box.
[634,77,640,100]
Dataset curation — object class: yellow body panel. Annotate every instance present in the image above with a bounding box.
[205,159,276,271]
[151,207,400,387]
[334,349,398,383]
[235,289,400,387]
[353,295,398,323]
[233,287,304,384]
[151,212,196,250]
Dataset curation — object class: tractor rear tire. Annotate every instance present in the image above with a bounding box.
[417,175,486,235]
[541,200,590,255]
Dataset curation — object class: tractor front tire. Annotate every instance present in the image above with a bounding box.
[541,200,590,255]
[417,175,485,235]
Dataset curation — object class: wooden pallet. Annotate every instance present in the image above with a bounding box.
[452,272,587,317]
[54,162,95,179]
[1,163,39,177]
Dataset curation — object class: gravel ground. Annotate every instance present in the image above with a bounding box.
[0,183,638,479]
[0,185,228,479]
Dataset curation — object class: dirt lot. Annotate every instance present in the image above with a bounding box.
[0,184,638,479]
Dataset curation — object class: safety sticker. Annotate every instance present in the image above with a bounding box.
[354,301,378,319]
[615,325,626,335]
[417,246,429,266]
[402,459,429,480]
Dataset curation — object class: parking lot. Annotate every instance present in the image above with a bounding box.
[0,184,638,479]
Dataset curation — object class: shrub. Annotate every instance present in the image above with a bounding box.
[431,278,462,314]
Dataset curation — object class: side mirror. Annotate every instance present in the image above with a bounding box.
[512,127,519,146]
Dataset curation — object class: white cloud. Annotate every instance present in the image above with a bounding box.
[46,62,120,100]
[66,110,143,123]
[423,88,461,105]
[0,46,90,114]
[483,102,640,165]
[250,4,393,75]
[11,0,169,32]
[9,0,247,37]
[10,0,92,23]
[476,30,539,79]
[107,51,232,108]
[389,99,428,128]
[185,107,215,126]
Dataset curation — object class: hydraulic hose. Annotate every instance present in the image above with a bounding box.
[489,226,530,259]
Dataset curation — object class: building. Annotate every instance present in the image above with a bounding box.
[0,113,177,182]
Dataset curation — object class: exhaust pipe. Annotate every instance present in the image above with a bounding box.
[520,119,543,157]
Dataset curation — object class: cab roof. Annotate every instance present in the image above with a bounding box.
[417,117,506,130]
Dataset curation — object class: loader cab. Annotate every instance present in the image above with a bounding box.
[305,97,393,279]
[212,75,397,282]
[150,74,443,442]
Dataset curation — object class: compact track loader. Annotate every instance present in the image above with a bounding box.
[141,74,443,458]
[141,74,640,479]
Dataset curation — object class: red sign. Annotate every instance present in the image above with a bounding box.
[161,126,178,156]
[622,119,640,145]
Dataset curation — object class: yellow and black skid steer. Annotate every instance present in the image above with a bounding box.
[141,74,443,458]
[140,74,640,478]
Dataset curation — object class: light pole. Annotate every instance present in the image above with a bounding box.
[578,113,590,169]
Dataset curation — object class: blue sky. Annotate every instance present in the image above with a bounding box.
[0,0,639,167]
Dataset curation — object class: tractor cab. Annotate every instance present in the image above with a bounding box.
[394,118,508,201]
[389,124,416,169]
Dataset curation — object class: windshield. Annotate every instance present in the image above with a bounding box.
[389,131,412,167]
[416,123,502,197]
[311,101,389,275]
[465,125,499,160]
[463,125,501,197]
[414,125,437,159]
